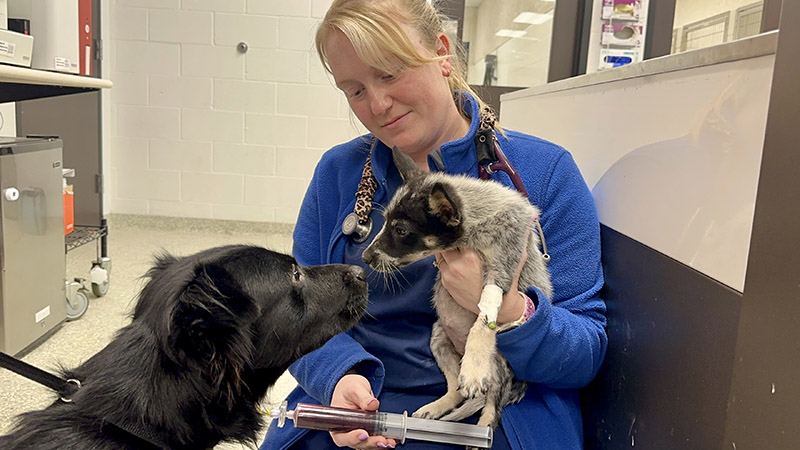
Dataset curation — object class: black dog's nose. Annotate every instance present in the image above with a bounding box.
[344,265,366,285]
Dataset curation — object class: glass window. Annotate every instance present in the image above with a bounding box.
[671,0,764,54]
[734,2,765,39]
[461,0,556,87]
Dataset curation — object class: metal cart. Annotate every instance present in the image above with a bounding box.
[62,165,110,321]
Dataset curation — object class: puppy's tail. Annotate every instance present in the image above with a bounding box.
[439,397,485,422]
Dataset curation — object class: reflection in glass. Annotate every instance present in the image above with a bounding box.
[461,0,555,88]
[671,0,764,53]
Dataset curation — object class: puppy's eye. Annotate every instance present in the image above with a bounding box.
[394,225,408,237]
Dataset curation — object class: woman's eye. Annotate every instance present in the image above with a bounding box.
[381,73,395,81]
[347,88,364,98]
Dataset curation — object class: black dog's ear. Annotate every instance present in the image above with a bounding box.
[429,182,461,227]
[149,252,180,274]
[167,262,259,369]
[164,261,262,410]
[392,146,423,182]
[133,252,184,321]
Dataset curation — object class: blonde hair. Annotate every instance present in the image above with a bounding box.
[315,0,491,122]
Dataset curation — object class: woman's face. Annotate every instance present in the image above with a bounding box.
[325,26,469,167]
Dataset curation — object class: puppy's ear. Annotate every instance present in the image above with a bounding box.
[429,182,461,227]
[392,146,423,182]
[167,262,259,368]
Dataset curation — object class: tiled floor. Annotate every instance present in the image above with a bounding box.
[0,219,298,449]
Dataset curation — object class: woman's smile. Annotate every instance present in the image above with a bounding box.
[381,112,410,129]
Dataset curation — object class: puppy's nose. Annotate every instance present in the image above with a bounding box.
[361,247,375,266]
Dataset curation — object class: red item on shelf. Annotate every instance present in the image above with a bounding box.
[64,187,74,235]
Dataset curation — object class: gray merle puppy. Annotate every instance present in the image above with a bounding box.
[362,150,552,437]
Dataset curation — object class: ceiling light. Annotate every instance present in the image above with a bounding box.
[495,29,527,38]
[513,11,553,25]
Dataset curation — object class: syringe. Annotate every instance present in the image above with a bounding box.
[262,401,493,448]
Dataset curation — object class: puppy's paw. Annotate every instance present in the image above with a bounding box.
[458,355,491,398]
[412,400,449,420]
[458,375,488,398]
[413,404,442,420]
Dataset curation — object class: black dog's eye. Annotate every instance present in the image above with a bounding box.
[394,225,408,237]
[292,265,302,282]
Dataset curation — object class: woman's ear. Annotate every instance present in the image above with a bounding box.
[437,32,451,56]
[437,32,453,77]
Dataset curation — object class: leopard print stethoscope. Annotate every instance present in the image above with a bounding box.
[341,106,549,261]
[341,138,379,243]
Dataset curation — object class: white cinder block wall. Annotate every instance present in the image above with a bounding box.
[107,0,365,223]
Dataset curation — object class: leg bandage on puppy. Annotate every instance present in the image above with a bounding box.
[478,284,503,329]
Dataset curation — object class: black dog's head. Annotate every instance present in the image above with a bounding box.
[362,176,464,271]
[132,245,368,390]
[0,246,368,449]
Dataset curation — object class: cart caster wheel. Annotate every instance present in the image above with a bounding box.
[90,259,111,298]
[91,280,109,297]
[66,289,89,321]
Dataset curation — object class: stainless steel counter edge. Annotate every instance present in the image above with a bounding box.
[501,30,779,101]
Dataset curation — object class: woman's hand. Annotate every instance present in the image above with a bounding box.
[435,245,528,325]
[329,373,397,449]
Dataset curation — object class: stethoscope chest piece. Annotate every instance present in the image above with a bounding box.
[342,212,372,243]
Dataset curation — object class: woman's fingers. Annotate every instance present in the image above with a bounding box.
[330,429,397,449]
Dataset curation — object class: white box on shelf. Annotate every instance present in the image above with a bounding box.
[30,0,79,74]
[0,28,33,67]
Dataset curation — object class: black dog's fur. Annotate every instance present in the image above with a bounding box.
[0,245,368,450]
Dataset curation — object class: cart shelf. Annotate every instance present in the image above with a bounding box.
[65,225,108,253]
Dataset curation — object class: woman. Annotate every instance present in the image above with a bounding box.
[260,1,607,449]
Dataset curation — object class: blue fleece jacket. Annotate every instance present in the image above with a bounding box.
[260,94,607,450]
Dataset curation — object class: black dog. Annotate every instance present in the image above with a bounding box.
[0,245,368,449]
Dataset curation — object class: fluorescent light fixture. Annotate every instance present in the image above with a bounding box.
[513,11,553,25]
[495,29,527,38]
